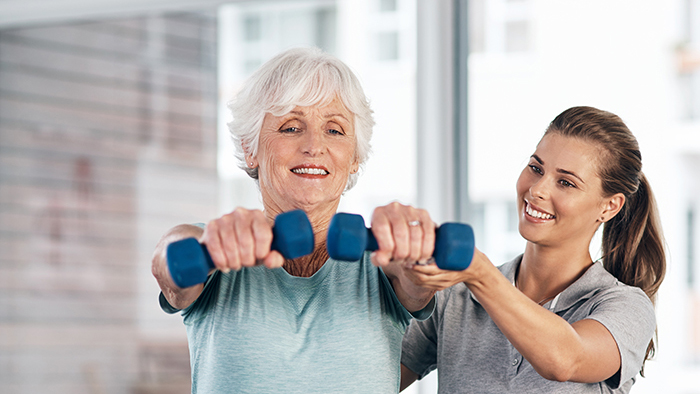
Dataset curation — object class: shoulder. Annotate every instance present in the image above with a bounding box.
[556,262,652,314]
[585,264,653,311]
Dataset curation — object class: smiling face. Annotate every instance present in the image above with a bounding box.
[516,133,623,249]
[247,98,359,215]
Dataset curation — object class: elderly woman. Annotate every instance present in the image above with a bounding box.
[151,47,437,393]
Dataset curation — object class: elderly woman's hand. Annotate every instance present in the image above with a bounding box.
[369,202,436,268]
[200,208,285,272]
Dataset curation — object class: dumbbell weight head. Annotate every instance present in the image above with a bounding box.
[434,222,475,271]
[271,209,316,259]
[167,238,213,288]
[326,213,370,261]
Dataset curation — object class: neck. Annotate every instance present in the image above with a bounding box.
[283,243,329,277]
[517,242,594,305]
[263,201,338,278]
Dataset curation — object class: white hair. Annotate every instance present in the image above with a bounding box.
[227,47,374,190]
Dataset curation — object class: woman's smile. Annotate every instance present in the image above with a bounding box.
[290,165,330,176]
[524,201,556,221]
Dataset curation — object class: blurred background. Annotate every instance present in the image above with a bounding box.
[0,0,698,393]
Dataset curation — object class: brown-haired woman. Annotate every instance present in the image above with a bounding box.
[394,106,666,393]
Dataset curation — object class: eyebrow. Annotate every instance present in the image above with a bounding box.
[531,154,586,184]
[288,110,349,122]
[324,113,350,121]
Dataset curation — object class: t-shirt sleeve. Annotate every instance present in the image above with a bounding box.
[376,264,424,330]
[585,284,656,389]
[400,289,444,379]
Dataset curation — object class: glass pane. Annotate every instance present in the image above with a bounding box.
[504,20,529,52]
[244,15,261,41]
[0,11,219,393]
[376,31,399,60]
[380,0,398,12]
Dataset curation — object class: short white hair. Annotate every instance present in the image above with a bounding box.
[227,47,374,190]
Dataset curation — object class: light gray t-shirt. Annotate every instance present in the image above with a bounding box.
[401,255,655,394]
[161,252,433,394]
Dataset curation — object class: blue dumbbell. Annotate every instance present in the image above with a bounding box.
[326,212,475,270]
[166,209,314,288]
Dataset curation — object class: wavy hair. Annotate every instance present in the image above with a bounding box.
[227,47,374,190]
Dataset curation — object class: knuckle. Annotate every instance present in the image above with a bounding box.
[206,220,220,232]
[395,249,409,260]
[232,207,250,221]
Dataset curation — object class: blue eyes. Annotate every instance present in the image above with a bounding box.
[279,127,344,135]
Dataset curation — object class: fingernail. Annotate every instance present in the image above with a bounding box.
[221,268,231,274]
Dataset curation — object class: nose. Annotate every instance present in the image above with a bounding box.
[301,126,326,156]
[529,178,548,200]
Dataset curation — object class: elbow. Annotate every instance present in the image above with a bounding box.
[533,355,578,382]
[538,368,575,383]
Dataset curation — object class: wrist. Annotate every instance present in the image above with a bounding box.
[461,249,495,287]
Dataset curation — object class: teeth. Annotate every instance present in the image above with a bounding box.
[292,168,328,175]
[526,203,554,220]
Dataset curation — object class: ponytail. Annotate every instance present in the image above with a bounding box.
[601,174,666,373]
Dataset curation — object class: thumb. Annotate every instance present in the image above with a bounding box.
[370,250,392,267]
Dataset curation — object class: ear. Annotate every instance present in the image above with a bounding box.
[598,193,625,223]
[244,152,258,169]
[350,154,360,174]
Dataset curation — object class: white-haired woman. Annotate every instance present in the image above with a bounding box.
[151,47,437,393]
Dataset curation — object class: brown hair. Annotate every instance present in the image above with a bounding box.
[545,106,666,373]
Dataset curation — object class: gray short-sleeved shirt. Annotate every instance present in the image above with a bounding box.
[401,255,656,394]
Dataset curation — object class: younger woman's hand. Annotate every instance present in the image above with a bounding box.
[401,248,488,291]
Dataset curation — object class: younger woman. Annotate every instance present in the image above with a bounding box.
[396,106,666,393]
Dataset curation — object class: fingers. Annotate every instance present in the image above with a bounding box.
[370,202,436,267]
[403,264,467,291]
[200,208,275,273]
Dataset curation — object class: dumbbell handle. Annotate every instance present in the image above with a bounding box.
[327,213,475,271]
[166,209,314,288]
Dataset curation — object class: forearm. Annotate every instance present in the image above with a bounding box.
[151,224,206,310]
[464,256,619,382]
[383,264,436,312]
[468,267,581,380]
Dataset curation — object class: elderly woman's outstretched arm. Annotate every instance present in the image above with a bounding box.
[369,202,439,312]
[152,208,284,310]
